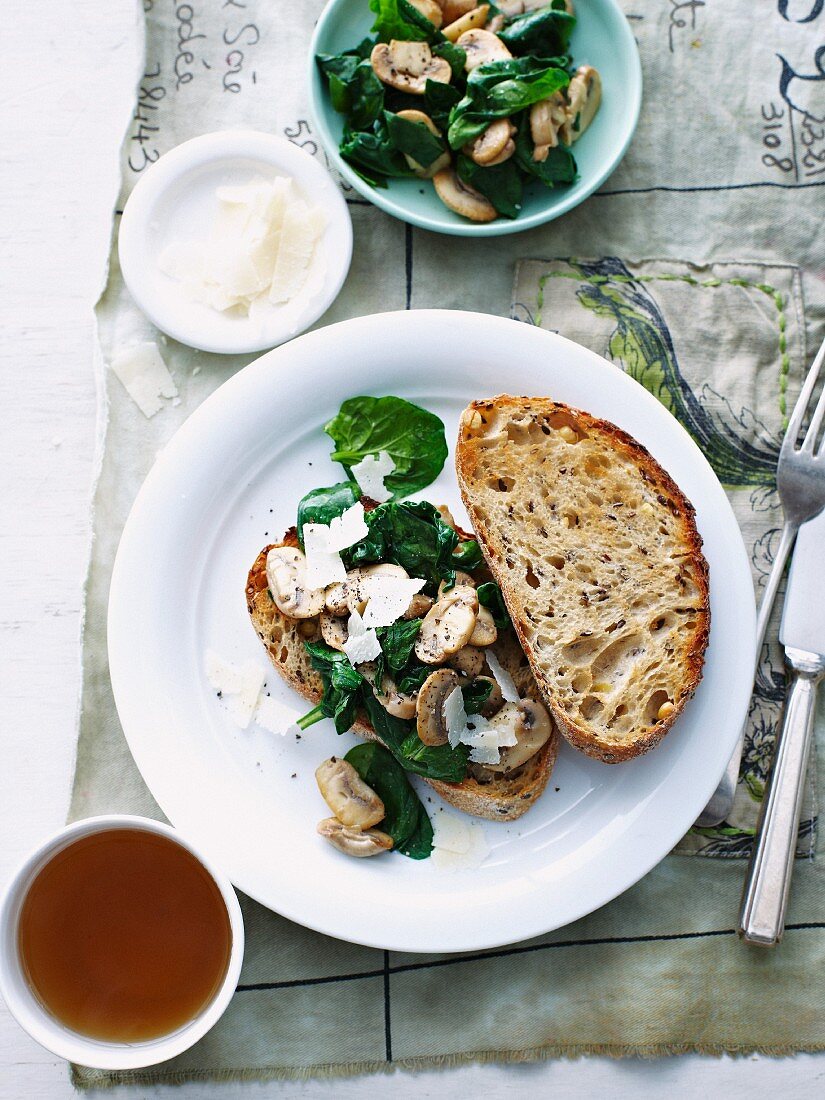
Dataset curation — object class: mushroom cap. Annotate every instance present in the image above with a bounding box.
[315,758,385,829]
[370,41,452,95]
[466,119,516,166]
[377,675,418,720]
[442,3,490,43]
[433,168,498,223]
[317,818,393,857]
[469,605,498,646]
[415,582,479,663]
[320,612,348,652]
[265,545,325,618]
[483,699,554,773]
[447,644,486,678]
[407,0,443,26]
[457,28,512,71]
[416,668,462,745]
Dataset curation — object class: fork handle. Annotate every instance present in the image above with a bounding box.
[738,647,824,946]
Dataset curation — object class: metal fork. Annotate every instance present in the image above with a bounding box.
[696,333,825,828]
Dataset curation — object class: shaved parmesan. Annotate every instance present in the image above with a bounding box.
[443,685,517,765]
[159,176,325,317]
[205,650,266,729]
[483,650,521,703]
[342,609,382,665]
[351,450,396,504]
[432,811,490,872]
[110,342,178,418]
[254,694,300,738]
[361,575,426,628]
[302,523,347,588]
[325,502,369,552]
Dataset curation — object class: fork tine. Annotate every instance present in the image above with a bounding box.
[803,365,825,452]
[786,333,825,449]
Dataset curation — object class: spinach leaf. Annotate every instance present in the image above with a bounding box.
[398,729,470,782]
[340,121,414,182]
[317,55,385,130]
[384,111,446,170]
[345,742,434,859]
[425,78,462,130]
[377,618,422,673]
[296,481,360,547]
[324,395,448,499]
[514,114,577,186]
[456,153,523,218]
[462,677,493,715]
[451,539,484,572]
[302,642,363,734]
[346,501,459,594]
[477,581,511,628]
[433,39,467,79]
[499,7,576,58]
[448,58,570,148]
[396,661,433,695]
[361,691,469,781]
[370,0,442,42]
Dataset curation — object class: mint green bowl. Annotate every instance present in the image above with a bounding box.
[308,0,642,237]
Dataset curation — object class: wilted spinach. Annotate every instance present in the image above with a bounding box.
[499,5,575,57]
[325,395,448,500]
[451,538,484,572]
[477,581,511,628]
[447,57,570,149]
[300,642,364,734]
[514,115,577,185]
[345,742,434,859]
[340,119,414,183]
[296,481,360,547]
[456,153,523,218]
[384,110,446,171]
[346,500,459,595]
[462,677,493,715]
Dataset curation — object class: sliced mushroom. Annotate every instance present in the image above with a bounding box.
[440,0,476,24]
[415,583,479,663]
[465,119,516,166]
[530,91,568,161]
[315,758,385,828]
[457,28,512,71]
[487,12,505,31]
[447,644,486,678]
[442,4,490,42]
[433,168,497,223]
[370,40,451,95]
[395,109,451,178]
[320,612,348,652]
[416,668,462,745]
[469,605,497,646]
[474,674,504,717]
[266,546,326,619]
[325,580,349,616]
[376,675,418,720]
[482,699,553,773]
[407,0,443,25]
[317,818,393,857]
[403,592,434,620]
[438,570,477,598]
[566,65,601,142]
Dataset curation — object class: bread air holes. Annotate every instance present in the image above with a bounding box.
[525,563,542,588]
[580,695,604,721]
[548,554,565,570]
[649,612,676,634]
[561,635,602,666]
[592,633,643,678]
[571,671,590,694]
[645,690,671,725]
[506,419,546,445]
[489,475,515,492]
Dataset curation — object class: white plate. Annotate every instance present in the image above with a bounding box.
[109,310,755,954]
[118,131,352,355]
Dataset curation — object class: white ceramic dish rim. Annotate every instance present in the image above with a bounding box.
[307,0,643,237]
[0,815,244,1070]
[107,309,755,954]
[118,130,353,354]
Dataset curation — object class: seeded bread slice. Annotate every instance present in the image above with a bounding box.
[246,536,560,821]
[456,396,710,763]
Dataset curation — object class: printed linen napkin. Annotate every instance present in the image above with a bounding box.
[71,0,825,1087]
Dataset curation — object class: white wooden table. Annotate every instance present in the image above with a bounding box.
[1,2,822,1096]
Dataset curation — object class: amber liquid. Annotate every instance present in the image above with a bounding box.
[17,829,232,1043]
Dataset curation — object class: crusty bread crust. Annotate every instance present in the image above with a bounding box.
[455,396,710,764]
[246,540,560,821]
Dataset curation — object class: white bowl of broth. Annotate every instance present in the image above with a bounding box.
[0,816,244,1069]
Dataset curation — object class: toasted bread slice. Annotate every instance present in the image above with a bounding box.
[246,536,560,821]
[456,396,710,763]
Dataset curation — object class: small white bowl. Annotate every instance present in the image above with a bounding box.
[0,815,244,1070]
[118,131,353,354]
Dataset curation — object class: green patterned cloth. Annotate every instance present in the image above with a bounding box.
[71,0,825,1088]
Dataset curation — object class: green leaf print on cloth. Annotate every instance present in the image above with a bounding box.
[513,257,815,859]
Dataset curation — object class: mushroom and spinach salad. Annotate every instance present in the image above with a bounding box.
[255,394,554,860]
[316,0,602,222]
